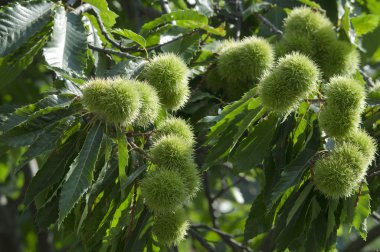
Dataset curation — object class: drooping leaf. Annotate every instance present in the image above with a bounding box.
[0,0,54,57]
[204,95,263,166]
[117,129,129,196]
[0,101,81,147]
[270,120,320,206]
[244,193,272,242]
[43,7,88,75]
[0,94,76,133]
[24,132,80,206]
[59,121,104,224]
[232,114,277,172]
[18,117,80,170]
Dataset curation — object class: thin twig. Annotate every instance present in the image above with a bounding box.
[368,170,380,177]
[74,3,139,55]
[188,229,215,252]
[127,139,149,159]
[72,3,93,15]
[360,69,376,88]
[203,172,218,228]
[88,44,139,59]
[354,182,363,208]
[304,98,326,103]
[211,176,245,202]
[255,13,283,35]
[191,224,253,252]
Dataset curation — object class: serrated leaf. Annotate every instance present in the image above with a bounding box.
[24,133,79,206]
[244,193,272,242]
[204,96,263,166]
[113,29,146,49]
[0,0,54,57]
[141,10,225,36]
[353,184,371,240]
[59,121,104,224]
[104,59,147,78]
[0,26,50,89]
[43,7,87,75]
[0,94,75,133]
[0,101,81,147]
[286,183,313,226]
[18,117,79,170]
[352,14,380,36]
[83,0,118,28]
[270,121,320,206]
[232,114,277,172]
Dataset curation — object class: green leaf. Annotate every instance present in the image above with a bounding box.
[83,0,118,28]
[232,114,277,172]
[105,59,147,78]
[43,7,88,75]
[352,14,380,36]
[161,32,200,63]
[113,29,146,50]
[338,2,356,44]
[0,0,54,57]
[120,165,146,191]
[298,0,321,9]
[0,101,81,147]
[141,10,225,36]
[24,133,79,206]
[0,94,75,133]
[270,120,320,206]
[59,121,104,224]
[0,28,49,89]
[286,183,313,226]
[352,184,371,240]
[204,96,263,166]
[117,129,129,196]
[242,2,274,20]
[244,193,272,242]
[18,118,79,170]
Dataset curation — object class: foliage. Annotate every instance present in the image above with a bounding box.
[1,0,380,251]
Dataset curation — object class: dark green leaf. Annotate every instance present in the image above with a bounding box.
[59,121,104,224]
[24,132,79,206]
[18,117,80,170]
[244,193,272,242]
[270,121,320,206]
[0,0,53,56]
[352,184,371,239]
[233,114,277,172]
[0,94,75,133]
[43,7,88,75]
[161,32,200,63]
